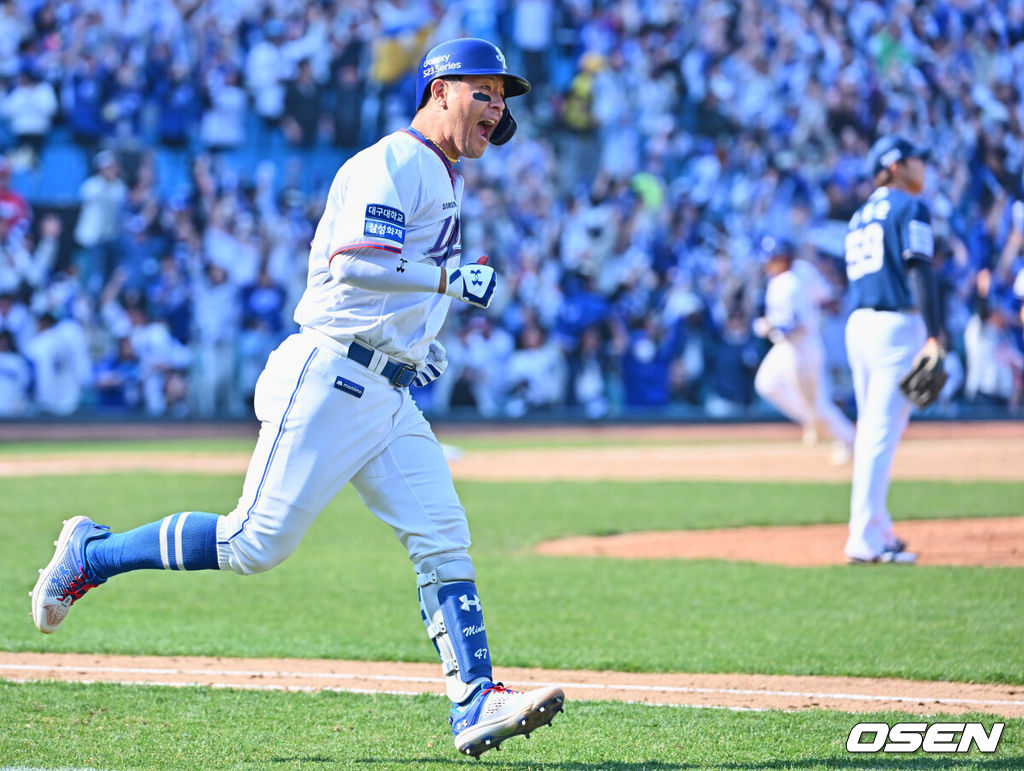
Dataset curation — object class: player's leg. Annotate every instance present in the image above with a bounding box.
[31,334,383,632]
[845,310,876,560]
[845,312,921,561]
[865,314,925,550]
[351,412,488,700]
[754,342,815,428]
[801,336,855,452]
[215,337,401,574]
[350,401,563,756]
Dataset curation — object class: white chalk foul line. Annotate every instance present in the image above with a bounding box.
[2,663,1023,711]
[0,676,765,713]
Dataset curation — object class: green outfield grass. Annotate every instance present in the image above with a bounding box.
[1,681,1021,770]
[1,447,1022,768]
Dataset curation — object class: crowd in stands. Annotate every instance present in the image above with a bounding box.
[0,0,1022,421]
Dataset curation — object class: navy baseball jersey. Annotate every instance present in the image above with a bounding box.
[844,187,933,311]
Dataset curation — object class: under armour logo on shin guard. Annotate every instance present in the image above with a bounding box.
[459,594,481,612]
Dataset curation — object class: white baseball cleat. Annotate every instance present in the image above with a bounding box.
[848,549,917,565]
[31,516,110,633]
[829,441,853,466]
[450,682,565,757]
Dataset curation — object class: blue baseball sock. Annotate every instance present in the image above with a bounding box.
[85,512,221,579]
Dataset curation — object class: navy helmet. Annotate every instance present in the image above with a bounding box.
[866,135,929,177]
[415,38,530,146]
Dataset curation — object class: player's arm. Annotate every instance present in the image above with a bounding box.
[324,162,495,307]
[331,250,496,308]
[902,201,943,346]
[330,247,444,293]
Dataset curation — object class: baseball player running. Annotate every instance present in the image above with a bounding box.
[753,238,855,464]
[842,136,944,564]
[30,38,564,757]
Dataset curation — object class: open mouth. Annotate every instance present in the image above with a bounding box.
[477,118,496,141]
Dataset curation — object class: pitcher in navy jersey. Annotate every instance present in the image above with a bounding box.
[843,136,945,564]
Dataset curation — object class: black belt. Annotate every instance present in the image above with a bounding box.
[346,341,417,387]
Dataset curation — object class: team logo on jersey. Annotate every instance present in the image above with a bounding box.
[364,204,406,244]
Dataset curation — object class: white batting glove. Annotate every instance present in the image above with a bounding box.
[443,256,497,309]
[412,340,448,387]
[752,317,771,338]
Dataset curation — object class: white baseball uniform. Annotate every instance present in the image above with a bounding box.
[217,128,470,575]
[754,259,855,451]
[31,40,566,757]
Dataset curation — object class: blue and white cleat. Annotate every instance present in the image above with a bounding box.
[450,682,565,758]
[31,516,110,634]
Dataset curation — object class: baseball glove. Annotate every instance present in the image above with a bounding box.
[899,347,948,408]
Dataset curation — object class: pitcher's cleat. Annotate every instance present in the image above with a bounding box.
[848,548,917,565]
[450,682,565,758]
[31,516,110,633]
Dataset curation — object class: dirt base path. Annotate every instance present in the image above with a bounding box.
[2,422,1021,482]
[3,652,1023,718]
[538,516,1024,567]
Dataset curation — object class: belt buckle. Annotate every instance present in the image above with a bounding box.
[391,363,416,388]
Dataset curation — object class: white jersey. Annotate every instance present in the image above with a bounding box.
[294,128,465,365]
[765,259,832,336]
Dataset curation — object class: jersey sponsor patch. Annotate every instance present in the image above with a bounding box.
[364,220,406,243]
[908,220,934,257]
[365,204,405,225]
[333,376,364,398]
[364,204,406,243]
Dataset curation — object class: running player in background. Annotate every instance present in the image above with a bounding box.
[29,38,564,757]
[842,136,944,564]
[753,238,855,465]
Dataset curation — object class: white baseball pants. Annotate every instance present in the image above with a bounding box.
[844,309,925,560]
[216,331,470,575]
[754,334,854,445]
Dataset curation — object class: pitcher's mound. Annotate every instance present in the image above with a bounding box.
[536,517,1024,567]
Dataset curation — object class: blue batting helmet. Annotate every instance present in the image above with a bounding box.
[866,135,929,177]
[758,235,795,262]
[416,38,530,146]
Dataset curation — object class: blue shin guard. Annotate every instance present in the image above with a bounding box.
[436,581,492,685]
[417,554,493,702]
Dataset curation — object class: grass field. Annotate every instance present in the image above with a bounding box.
[2,435,1023,769]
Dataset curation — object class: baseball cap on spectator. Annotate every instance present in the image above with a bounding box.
[866,136,929,177]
